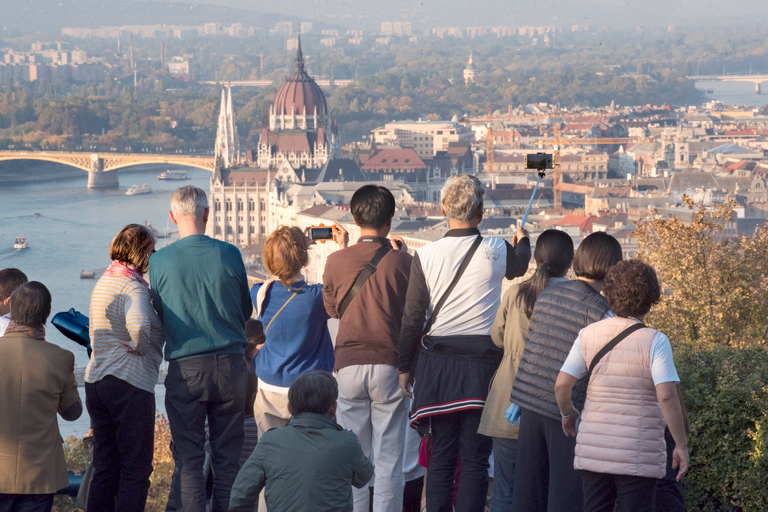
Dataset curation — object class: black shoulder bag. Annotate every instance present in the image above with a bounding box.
[586,322,647,381]
[337,244,391,319]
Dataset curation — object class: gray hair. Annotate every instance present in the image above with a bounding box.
[171,185,209,218]
[288,370,338,415]
[441,174,484,221]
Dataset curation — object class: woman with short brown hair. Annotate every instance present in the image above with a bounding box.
[85,223,165,512]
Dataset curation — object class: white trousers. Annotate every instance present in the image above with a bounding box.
[335,364,408,512]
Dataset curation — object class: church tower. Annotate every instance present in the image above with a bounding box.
[464,52,475,85]
[215,86,240,168]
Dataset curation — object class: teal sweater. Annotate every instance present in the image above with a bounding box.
[149,235,252,361]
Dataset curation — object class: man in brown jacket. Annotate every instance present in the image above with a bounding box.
[322,185,412,512]
[0,281,82,512]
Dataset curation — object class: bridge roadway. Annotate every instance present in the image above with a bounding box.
[0,150,216,173]
[688,75,768,94]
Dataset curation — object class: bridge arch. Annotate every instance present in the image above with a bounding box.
[0,154,92,171]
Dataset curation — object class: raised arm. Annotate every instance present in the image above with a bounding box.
[504,228,531,280]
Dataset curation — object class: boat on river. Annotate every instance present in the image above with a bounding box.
[158,170,191,180]
[14,235,27,250]
[126,184,152,196]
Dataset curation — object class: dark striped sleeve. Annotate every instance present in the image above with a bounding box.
[398,252,429,373]
[504,237,531,280]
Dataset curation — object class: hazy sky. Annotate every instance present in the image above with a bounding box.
[1,0,764,35]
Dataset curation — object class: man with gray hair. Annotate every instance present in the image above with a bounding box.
[150,185,253,512]
[229,371,373,512]
[398,174,530,512]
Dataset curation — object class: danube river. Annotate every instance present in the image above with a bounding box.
[0,164,211,438]
[695,80,768,108]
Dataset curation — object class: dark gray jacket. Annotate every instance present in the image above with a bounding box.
[509,279,610,422]
[229,413,373,512]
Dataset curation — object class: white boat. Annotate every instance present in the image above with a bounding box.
[14,235,27,250]
[126,184,152,196]
[158,170,191,180]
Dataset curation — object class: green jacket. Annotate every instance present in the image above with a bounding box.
[229,413,373,512]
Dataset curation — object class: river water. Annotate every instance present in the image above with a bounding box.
[0,163,211,438]
[695,80,768,108]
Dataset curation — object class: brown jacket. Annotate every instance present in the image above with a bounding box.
[0,331,81,494]
[322,237,412,370]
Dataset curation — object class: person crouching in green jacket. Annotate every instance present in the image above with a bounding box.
[229,370,374,512]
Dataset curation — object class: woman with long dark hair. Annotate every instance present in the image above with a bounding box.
[478,229,574,511]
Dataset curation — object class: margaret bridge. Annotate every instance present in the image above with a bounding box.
[687,74,768,95]
[0,151,216,188]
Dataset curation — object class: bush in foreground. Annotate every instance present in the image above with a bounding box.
[676,344,768,512]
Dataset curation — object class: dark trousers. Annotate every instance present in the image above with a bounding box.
[655,436,685,512]
[511,408,583,512]
[85,375,155,512]
[165,353,247,512]
[490,437,517,512]
[581,470,658,512]
[428,410,492,512]
[0,494,54,512]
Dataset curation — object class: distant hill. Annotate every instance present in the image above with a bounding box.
[1,0,302,36]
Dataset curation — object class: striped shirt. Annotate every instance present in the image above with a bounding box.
[85,273,164,393]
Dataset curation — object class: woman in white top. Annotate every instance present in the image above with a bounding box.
[555,259,689,512]
[85,224,164,512]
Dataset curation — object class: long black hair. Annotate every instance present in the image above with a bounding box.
[515,229,574,319]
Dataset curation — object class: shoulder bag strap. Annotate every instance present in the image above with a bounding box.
[422,235,483,336]
[586,322,647,381]
[337,245,391,320]
[264,283,307,335]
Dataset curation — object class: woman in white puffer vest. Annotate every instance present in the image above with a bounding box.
[554,259,689,512]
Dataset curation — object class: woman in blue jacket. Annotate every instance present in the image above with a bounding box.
[250,225,342,437]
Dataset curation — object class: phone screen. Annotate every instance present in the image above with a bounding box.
[309,227,334,240]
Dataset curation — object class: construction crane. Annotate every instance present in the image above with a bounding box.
[536,125,650,209]
[459,103,503,173]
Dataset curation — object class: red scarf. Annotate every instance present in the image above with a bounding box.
[104,260,149,289]
[6,320,45,340]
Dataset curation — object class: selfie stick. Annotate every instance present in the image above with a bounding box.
[521,170,546,230]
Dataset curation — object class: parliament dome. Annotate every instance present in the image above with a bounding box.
[273,39,328,118]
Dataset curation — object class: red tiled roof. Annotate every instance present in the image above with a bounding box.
[222,170,270,187]
[299,204,337,216]
[361,148,427,172]
[555,214,599,232]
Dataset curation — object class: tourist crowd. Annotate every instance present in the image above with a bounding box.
[0,176,688,512]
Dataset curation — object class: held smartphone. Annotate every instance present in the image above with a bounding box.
[308,226,334,241]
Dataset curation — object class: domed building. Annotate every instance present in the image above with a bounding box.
[256,38,339,173]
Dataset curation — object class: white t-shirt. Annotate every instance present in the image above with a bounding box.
[0,315,9,337]
[560,326,679,385]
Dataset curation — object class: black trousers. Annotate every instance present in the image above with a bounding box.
[428,410,492,512]
[0,494,54,512]
[581,470,658,512]
[165,353,247,512]
[85,375,155,512]
[511,408,583,512]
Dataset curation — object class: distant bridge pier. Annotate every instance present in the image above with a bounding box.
[757,82,762,95]
[87,154,118,189]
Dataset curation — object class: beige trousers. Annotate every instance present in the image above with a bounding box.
[252,386,291,511]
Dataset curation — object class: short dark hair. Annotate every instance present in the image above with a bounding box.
[603,259,661,318]
[9,281,52,329]
[350,185,396,229]
[572,232,623,280]
[0,268,28,302]
[288,370,338,416]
